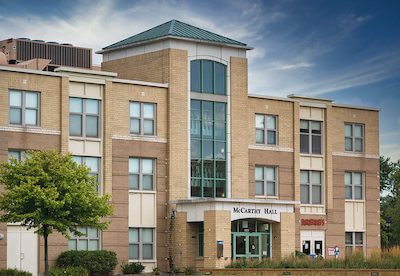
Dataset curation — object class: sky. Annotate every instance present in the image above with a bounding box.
[0,0,399,161]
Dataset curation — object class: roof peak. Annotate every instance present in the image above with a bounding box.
[100,19,250,52]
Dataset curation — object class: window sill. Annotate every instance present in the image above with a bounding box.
[129,134,157,138]
[69,136,101,141]
[301,204,324,207]
[345,199,365,203]
[128,259,156,263]
[129,190,156,194]
[9,124,41,129]
[255,195,278,200]
[300,153,323,157]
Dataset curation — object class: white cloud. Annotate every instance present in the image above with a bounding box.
[268,62,313,71]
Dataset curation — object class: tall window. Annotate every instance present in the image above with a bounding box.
[69,98,100,138]
[9,90,40,126]
[300,120,322,154]
[129,228,154,260]
[73,156,101,192]
[255,166,277,196]
[191,100,226,198]
[68,227,99,251]
[198,222,204,257]
[255,114,277,145]
[345,232,364,255]
[300,170,322,205]
[129,158,154,190]
[345,123,364,152]
[345,172,363,200]
[130,102,156,135]
[190,60,226,95]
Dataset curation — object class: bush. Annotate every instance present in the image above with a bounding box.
[120,262,145,274]
[56,250,118,275]
[171,268,181,274]
[184,267,195,275]
[152,267,161,275]
[0,269,32,276]
[49,267,88,276]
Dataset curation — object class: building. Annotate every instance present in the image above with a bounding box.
[0,20,380,275]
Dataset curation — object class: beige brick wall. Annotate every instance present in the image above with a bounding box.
[330,106,379,155]
[248,150,294,201]
[230,57,249,199]
[204,210,231,269]
[167,49,189,201]
[0,71,62,131]
[60,77,69,153]
[248,98,294,149]
[102,50,170,83]
[110,82,168,139]
[280,213,296,257]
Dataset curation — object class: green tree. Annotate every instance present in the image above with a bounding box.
[380,156,400,248]
[0,150,113,276]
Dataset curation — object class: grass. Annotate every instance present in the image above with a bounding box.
[226,247,400,269]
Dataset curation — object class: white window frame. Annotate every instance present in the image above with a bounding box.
[9,90,40,127]
[255,166,278,197]
[129,102,156,136]
[300,170,323,205]
[345,232,364,255]
[300,120,323,155]
[8,150,28,162]
[255,114,278,145]
[128,158,155,191]
[69,97,101,138]
[345,172,364,200]
[68,227,100,251]
[129,228,155,260]
[344,123,364,153]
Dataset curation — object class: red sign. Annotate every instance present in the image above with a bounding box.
[301,218,325,226]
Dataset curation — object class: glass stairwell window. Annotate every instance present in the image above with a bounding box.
[191,100,226,198]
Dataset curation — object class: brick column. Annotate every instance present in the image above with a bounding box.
[172,212,188,268]
[60,77,69,153]
[203,210,231,269]
[280,213,295,257]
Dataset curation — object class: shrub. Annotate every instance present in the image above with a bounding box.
[152,267,161,275]
[0,269,32,276]
[171,267,181,274]
[56,250,118,275]
[120,262,145,274]
[49,267,88,276]
[184,267,195,275]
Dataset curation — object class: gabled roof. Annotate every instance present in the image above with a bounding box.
[101,19,249,52]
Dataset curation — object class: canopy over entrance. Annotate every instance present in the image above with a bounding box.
[170,198,299,222]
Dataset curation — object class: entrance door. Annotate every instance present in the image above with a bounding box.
[7,226,38,276]
[232,233,262,260]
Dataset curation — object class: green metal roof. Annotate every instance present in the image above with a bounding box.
[102,20,247,51]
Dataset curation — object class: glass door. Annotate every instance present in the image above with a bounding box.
[248,234,261,260]
[232,233,262,260]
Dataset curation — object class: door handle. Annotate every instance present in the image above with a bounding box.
[20,252,24,260]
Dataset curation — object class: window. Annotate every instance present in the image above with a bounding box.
[8,150,24,162]
[129,158,154,190]
[255,114,277,145]
[73,156,101,192]
[345,123,364,152]
[69,98,100,138]
[130,102,156,135]
[9,90,40,126]
[190,100,226,198]
[255,166,277,196]
[300,170,323,204]
[190,60,226,95]
[68,227,99,251]
[198,222,204,257]
[129,228,154,260]
[300,120,322,154]
[345,172,363,200]
[345,232,364,255]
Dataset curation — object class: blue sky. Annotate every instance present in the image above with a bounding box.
[0,0,399,161]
